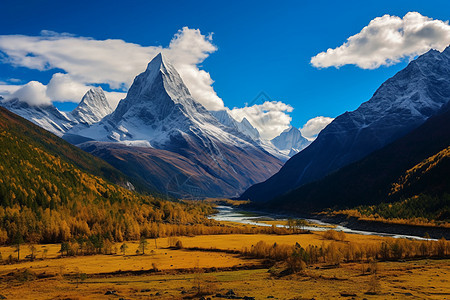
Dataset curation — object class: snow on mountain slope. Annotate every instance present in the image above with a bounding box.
[0,87,113,137]
[0,98,75,136]
[236,117,260,141]
[73,54,257,149]
[271,126,311,156]
[70,53,283,197]
[241,46,450,203]
[211,110,260,141]
[71,87,113,125]
[211,109,294,161]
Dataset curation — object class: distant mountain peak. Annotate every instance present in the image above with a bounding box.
[282,126,296,134]
[271,126,310,152]
[79,87,108,108]
[71,87,112,125]
[114,53,195,120]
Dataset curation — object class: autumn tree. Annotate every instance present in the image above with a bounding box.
[120,243,128,256]
[139,237,149,255]
[13,233,23,261]
[295,219,308,232]
[27,233,39,260]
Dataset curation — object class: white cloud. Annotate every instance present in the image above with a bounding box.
[311,12,450,69]
[0,84,21,97]
[6,81,51,106]
[45,73,126,109]
[300,116,334,140]
[7,78,22,83]
[165,28,223,110]
[229,101,293,140]
[0,27,223,110]
[46,73,91,102]
[0,27,299,134]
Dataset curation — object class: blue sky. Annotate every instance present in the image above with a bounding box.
[0,0,449,139]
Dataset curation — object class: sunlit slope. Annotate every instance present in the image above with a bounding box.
[0,106,135,189]
[391,145,450,198]
[0,107,211,244]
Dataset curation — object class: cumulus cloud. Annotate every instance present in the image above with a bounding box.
[45,73,126,109]
[300,116,334,140]
[311,12,450,69]
[229,101,294,140]
[6,81,51,106]
[0,27,223,110]
[0,84,21,97]
[46,73,91,102]
[165,28,223,110]
[0,27,295,133]
[1,76,126,109]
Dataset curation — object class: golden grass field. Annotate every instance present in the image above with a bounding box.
[2,260,449,300]
[1,228,449,299]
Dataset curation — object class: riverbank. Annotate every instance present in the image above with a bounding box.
[214,204,449,240]
[317,213,450,240]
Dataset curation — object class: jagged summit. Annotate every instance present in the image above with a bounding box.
[68,53,282,196]
[211,110,260,141]
[71,87,112,125]
[271,126,311,155]
[145,52,165,71]
[238,117,260,140]
[105,53,210,133]
[124,53,192,107]
[71,53,270,153]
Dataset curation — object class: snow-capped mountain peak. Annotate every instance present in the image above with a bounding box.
[271,126,311,155]
[210,110,260,141]
[72,54,262,151]
[71,87,113,125]
[237,117,260,140]
[123,52,192,108]
[0,53,285,198]
[0,98,74,136]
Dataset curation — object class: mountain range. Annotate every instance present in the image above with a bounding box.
[241,46,450,204]
[1,86,113,137]
[2,46,449,209]
[0,54,311,198]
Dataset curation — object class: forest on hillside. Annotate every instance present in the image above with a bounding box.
[0,108,218,245]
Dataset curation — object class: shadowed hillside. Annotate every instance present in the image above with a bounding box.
[267,102,450,214]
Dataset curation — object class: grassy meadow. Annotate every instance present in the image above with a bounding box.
[1,223,449,299]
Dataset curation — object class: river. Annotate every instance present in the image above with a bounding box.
[210,205,435,240]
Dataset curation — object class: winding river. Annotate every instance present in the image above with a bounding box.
[210,205,435,241]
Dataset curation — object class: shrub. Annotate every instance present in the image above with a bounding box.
[324,230,346,241]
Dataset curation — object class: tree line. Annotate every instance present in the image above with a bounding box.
[240,233,450,273]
